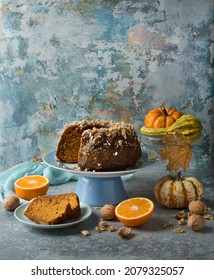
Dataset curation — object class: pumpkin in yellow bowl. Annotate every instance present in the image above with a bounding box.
[154,172,203,208]
[144,104,182,128]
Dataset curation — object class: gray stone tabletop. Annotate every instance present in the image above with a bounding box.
[0,161,213,260]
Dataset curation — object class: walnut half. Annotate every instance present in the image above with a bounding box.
[117,227,133,238]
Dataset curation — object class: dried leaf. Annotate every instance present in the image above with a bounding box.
[160,133,192,172]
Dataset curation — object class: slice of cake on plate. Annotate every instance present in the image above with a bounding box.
[24,193,80,224]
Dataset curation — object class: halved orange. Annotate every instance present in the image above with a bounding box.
[115,197,154,227]
[14,175,49,201]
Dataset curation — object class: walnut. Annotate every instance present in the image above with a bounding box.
[100,226,108,231]
[178,218,186,225]
[109,225,117,232]
[173,228,186,233]
[99,219,108,228]
[174,210,186,220]
[95,226,102,233]
[188,200,206,215]
[117,227,133,238]
[162,221,173,228]
[100,204,116,220]
[203,213,214,220]
[2,195,20,211]
[187,214,205,231]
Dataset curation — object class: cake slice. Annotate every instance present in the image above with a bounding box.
[23,193,81,224]
[56,193,80,220]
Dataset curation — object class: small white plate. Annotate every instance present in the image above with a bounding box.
[14,202,92,229]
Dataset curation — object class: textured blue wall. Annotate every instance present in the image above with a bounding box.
[0,0,213,171]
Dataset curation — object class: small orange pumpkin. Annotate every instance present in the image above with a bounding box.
[144,104,182,128]
[154,172,203,208]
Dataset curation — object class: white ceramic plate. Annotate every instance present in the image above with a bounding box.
[14,202,92,229]
[43,149,157,178]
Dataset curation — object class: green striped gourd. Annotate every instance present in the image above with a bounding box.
[140,114,202,142]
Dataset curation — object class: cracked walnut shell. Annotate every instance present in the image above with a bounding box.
[187,214,205,231]
[117,227,133,238]
[100,204,116,220]
[188,200,206,215]
[2,195,20,211]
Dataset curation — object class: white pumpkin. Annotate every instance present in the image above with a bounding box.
[154,173,203,208]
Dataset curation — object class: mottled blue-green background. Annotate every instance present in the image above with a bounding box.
[0,0,213,172]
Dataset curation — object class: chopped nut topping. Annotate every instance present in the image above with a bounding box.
[118,140,123,146]
[121,128,127,139]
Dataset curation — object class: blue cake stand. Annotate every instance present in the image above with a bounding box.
[43,150,157,206]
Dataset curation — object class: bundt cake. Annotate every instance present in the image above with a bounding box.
[24,193,80,224]
[56,119,142,171]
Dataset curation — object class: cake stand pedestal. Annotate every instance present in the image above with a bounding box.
[43,150,157,206]
[75,176,127,206]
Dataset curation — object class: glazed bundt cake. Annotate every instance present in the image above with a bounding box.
[56,119,142,171]
[24,193,80,224]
